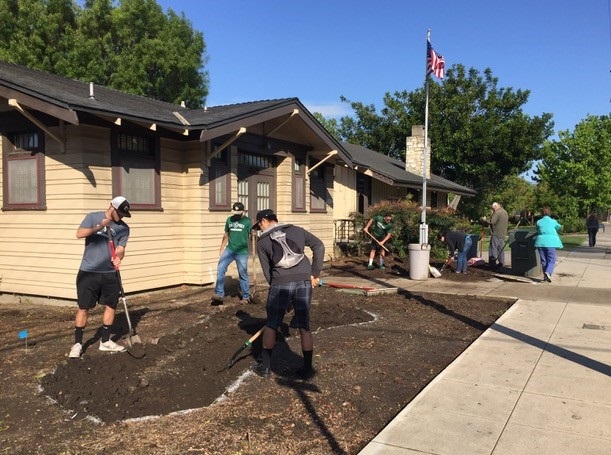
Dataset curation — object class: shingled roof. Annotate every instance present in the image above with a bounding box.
[342,142,476,196]
[0,60,473,197]
[0,60,186,127]
[0,60,351,164]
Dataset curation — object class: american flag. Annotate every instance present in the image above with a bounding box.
[427,40,445,79]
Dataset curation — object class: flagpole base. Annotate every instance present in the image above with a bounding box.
[419,223,429,246]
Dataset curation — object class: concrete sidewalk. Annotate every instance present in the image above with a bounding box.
[357,228,611,455]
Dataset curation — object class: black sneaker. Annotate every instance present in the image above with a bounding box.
[250,364,270,378]
[295,367,316,381]
[545,272,552,283]
[210,294,224,306]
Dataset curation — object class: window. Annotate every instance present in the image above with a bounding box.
[292,158,306,212]
[238,152,271,170]
[209,147,231,210]
[430,191,438,208]
[310,162,329,213]
[2,131,46,210]
[112,131,160,210]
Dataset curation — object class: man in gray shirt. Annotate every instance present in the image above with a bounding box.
[482,202,508,269]
[250,209,324,380]
[68,196,131,358]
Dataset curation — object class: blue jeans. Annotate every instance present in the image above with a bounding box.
[214,249,249,299]
[537,247,557,276]
[456,235,472,273]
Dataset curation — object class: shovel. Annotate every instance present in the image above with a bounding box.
[106,229,145,359]
[429,264,442,278]
[115,268,145,358]
[430,257,453,278]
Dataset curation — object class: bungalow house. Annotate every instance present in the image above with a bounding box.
[0,61,353,300]
[0,61,474,302]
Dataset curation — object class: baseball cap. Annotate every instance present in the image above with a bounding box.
[252,209,276,230]
[111,196,131,218]
[231,202,245,215]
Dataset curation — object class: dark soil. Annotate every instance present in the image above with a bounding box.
[0,256,513,454]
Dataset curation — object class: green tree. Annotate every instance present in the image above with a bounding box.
[536,115,611,219]
[313,112,341,139]
[329,65,554,218]
[485,175,537,222]
[0,0,208,107]
[0,0,77,72]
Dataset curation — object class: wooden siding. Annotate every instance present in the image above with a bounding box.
[371,178,407,204]
[0,125,115,299]
[0,126,342,300]
[334,167,450,218]
[333,164,357,219]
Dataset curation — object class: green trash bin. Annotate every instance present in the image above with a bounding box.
[509,229,540,277]
[467,234,481,259]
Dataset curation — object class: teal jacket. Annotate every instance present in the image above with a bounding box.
[534,216,563,248]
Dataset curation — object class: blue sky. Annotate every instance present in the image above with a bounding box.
[157,0,611,136]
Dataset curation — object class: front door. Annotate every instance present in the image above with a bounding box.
[237,152,276,218]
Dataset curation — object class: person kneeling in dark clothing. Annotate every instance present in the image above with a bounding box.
[438,230,472,274]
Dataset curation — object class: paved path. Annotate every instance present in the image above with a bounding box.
[354,227,611,455]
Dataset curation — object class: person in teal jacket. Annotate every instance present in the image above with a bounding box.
[534,206,563,283]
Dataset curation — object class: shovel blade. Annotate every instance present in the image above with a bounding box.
[123,334,145,358]
[125,339,145,359]
[429,265,442,278]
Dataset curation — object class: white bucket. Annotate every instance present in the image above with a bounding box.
[409,243,431,281]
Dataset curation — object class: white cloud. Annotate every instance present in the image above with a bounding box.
[303,102,352,119]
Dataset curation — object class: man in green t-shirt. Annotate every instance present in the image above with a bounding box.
[363,213,393,270]
[212,202,253,305]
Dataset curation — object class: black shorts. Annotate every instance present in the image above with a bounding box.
[76,270,120,310]
[266,280,312,331]
[370,239,384,251]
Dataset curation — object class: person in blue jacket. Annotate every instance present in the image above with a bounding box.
[534,206,563,283]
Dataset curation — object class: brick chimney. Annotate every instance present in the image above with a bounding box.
[405,125,431,178]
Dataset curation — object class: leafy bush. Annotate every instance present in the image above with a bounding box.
[559,216,584,233]
[348,198,479,260]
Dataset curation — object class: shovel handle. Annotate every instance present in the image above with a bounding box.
[105,228,137,346]
[221,327,266,371]
[364,231,390,252]
[246,326,265,345]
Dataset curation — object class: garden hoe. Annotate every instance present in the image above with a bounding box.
[106,229,145,359]
[219,326,265,372]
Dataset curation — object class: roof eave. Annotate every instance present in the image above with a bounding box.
[0,85,79,125]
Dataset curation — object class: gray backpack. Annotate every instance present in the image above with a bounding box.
[269,229,305,268]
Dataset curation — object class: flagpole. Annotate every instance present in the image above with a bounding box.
[420,29,431,246]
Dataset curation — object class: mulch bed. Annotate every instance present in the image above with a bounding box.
[0,255,513,454]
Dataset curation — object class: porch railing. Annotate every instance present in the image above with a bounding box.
[333,219,357,244]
